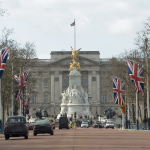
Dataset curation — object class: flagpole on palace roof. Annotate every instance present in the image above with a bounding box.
[20,68,22,116]
[74,19,76,51]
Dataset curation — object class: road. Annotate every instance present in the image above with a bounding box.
[0,128,150,150]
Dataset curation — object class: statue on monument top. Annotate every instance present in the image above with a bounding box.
[69,47,81,72]
[71,47,81,62]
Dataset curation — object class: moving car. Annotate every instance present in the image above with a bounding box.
[93,121,103,128]
[33,120,54,136]
[81,122,89,128]
[106,121,114,129]
[46,118,55,129]
[4,116,29,140]
[59,117,69,129]
[28,122,36,130]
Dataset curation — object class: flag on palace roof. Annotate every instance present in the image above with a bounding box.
[113,78,125,105]
[14,70,29,101]
[0,47,9,79]
[70,21,75,26]
[127,60,145,96]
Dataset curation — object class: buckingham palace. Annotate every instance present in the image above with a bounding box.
[29,51,120,117]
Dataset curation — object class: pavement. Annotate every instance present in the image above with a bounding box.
[0,127,150,150]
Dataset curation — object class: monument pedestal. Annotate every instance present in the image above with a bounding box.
[57,67,93,119]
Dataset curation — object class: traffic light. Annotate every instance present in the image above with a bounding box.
[44,110,48,117]
[74,112,76,118]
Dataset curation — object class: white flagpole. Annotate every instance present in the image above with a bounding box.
[136,91,139,130]
[20,68,21,116]
[74,19,76,51]
[11,63,13,116]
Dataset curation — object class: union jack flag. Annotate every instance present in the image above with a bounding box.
[0,47,9,79]
[113,78,125,105]
[127,60,145,96]
[14,70,29,101]
[70,21,75,26]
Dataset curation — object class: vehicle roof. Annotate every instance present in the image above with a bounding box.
[35,120,50,124]
[7,116,26,118]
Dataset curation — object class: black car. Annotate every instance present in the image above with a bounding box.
[93,121,103,128]
[33,120,54,136]
[59,117,69,129]
[4,116,29,140]
[28,122,36,130]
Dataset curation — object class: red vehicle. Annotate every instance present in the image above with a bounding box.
[28,122,36,130]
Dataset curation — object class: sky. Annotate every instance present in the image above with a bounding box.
[0,0,150,59]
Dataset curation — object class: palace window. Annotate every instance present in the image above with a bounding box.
[103,94,107,103]
[102,79,106,85]
[83,79,87,86]
[32,81,36,87]
[63,79,68,86]
[44,79,48,87]
[33,94,36,103]
[44,94,48,103]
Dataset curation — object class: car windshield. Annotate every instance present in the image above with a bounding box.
[35,120,50,125]
[82,122,88,124]
[7,117,25,123]
[107,122,113,124]
[96,122,101,124]
[30,122,35,125]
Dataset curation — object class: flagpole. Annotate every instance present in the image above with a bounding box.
[136,91,139,130]
[20,68,21,116]
[145,38,150,130]
[0,79,2,133]
[11,63,13,116]
[74,19,76,51]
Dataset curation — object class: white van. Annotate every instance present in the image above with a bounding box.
[98,117,107,123]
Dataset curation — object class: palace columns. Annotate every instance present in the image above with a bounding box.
[51,71,55,102]
[88,71,92,96]
[59,71,63,99]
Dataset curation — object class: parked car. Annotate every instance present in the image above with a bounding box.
[106,121,114,129]
[81,122,89,128]
[93,121,103,128]
[33,120,54,136]
[28,122,36,130]
[4,116,29,140]
[46,118,55,129]
[59,117,69,129]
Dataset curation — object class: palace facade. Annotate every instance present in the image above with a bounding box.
[29,51,120,117]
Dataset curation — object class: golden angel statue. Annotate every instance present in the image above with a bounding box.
[71,47,81,62]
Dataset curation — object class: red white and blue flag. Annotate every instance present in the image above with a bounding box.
[0,47,9,79]
[70,21,75,26]
[14,70,29,101]
[127,60,145,96]
[113,78,125,105]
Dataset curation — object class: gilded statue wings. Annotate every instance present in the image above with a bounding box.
[71,47,81,54]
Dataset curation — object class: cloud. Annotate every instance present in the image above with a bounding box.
[107,18,134,34]
[1,0,150,59]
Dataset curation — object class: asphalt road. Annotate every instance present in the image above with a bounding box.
[0,128,150,150]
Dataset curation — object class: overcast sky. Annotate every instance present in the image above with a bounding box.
[0,0,150,59]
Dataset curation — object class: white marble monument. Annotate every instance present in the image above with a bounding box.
[57,48,93,119]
